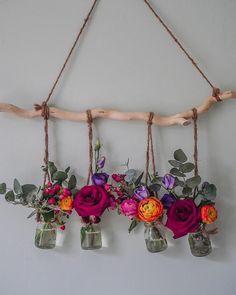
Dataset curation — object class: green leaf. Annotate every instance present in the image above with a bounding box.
[22,184,37,195]
[170,168,186,177]
[201,182,217,200]
[168,160,181,168]
[134,172,144,186]
[128,219,139,233]
[68,175,77,190]
[125,169,137,183]
[5,190,15,202]
[194,194,204,206]
[48,161,57,178]
[27,209,37,219]
[180,162,195,173]
[65,167,70,173]
[80,226,87,244]
[71,188,79,196]
[13,179,22,194]
[149,183,161,192]
[42,210,55,222]
[182,186,193,196]
[186,176,201,188]
[174,149,187,163]
[175,178,185,187]
[0,183,7,194]
[52,171,68,182]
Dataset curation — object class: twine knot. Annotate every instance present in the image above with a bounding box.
[212,87,222,102]
[34,102,50,120]
[147,112,154,125]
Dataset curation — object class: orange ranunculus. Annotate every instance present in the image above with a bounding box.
[201,205,218,224]
[59,196,73,211]
[137,197,163,222]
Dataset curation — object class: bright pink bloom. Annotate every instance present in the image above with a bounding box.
[48,198,56,205]
[120,199,138,218]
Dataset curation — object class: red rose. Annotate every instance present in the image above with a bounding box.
[73,185,111,217]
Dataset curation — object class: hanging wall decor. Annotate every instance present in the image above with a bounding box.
[0,0,235,255]
[73,110,115,250]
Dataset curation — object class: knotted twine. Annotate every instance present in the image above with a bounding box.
[33,0,98,186]
[145,112,156,184]
[144,0,222,101]
[86,110,94,185]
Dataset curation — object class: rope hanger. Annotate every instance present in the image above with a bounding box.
[0,1,235,127]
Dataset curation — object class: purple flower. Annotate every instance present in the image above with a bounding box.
[161,194,177,209]
[162,174,175,190]
[92,173,109,186]
[134,186,150,201]
[97,157,106,169]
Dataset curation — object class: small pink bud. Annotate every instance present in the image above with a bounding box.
[54,184,61,192]
[60,225,65,231]
[63,188,71,196]
[48,198,56,205]
[49,189,56,196]
[104,183,112,192]
[47,182,52,188]
[43,188,49,195]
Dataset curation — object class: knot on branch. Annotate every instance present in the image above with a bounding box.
[147,112,154,125]
[212,87,222,102]
[34,102,50,120]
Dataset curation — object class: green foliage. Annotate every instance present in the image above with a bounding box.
[168,160,182,167]
[134,172,144,186]
[0,183,6,194]
[174,149,187,163]
[170,168,186,177]
[68,175,77,190]
[128,219,139,233]
[5,190,15,202]
[186,176,201,188]
[180,163,195,173]
[48,161,57,178]
[14,179,22,194]
[149,183,161,192]
[65,167,70,173]
[52,171,68,182]
[125,169,137,183]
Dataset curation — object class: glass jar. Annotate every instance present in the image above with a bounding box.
[34,222,57,249]
[144,222,168,253]
[188,230,212,257]
[81,224,102,250]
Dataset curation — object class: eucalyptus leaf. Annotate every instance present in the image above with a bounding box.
[201,182,217,200]
[13,179,22,194]
[175,178,185,187]
[27,209,37,219]
[186,176,201,188]
[80,227,86,243]
[52,171,68,182]
[125,169,137,183]
[180,162,195,173]
[71,188,79,196]
[0,183,7,194]
[68,175,77,190]
[134,172,144,186]
[128,219,139,233]
[170,168,186,177]
[48,161,57,177]
[182,186,193,196]
[149,183,161,192]
[194,194,204,206]
[65,167,70,173]
[168,160,181,168]
[174,149,187,163]
[22,184,37,196]
[5,190,15,203]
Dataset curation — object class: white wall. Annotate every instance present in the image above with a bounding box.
[0,0,236,294]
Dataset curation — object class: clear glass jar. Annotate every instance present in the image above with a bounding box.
[188,230,212,257]
[144,222,168,253]
[81,224,102,250]
[34,222,57,249]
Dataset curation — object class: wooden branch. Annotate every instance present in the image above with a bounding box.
[0,90,235,126]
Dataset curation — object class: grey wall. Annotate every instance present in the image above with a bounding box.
[0,0,235,294]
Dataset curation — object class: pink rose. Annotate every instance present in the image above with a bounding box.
[74,185,111,218]
[120,199,138,218]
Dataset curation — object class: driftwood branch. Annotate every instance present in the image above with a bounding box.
[0,90,235,126]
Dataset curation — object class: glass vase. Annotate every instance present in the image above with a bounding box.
[188,230,212,257]
[81,224,102,250]
[34,222,57,249]
[144,222,168,253]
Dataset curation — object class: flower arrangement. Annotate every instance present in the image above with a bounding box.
[73,139,115,249]
[0,162,77,249]
[161,149,218,239]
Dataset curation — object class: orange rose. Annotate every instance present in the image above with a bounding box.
[201,205,218,224]
[59,196,73,211]
[138,197,163,222]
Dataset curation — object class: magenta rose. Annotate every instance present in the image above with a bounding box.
[74,185,111,217]
[166,199,201,239]
[120,199,138,218]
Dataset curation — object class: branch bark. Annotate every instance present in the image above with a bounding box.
[0,90,235,126]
